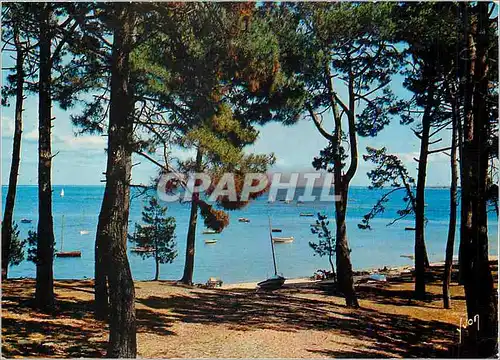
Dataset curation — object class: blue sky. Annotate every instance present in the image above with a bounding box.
[1,43,453,187]
[1,90,452,187]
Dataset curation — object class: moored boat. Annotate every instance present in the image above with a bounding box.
[131,246,155,253]
[56,251,81,258]
[238,217,250,223]
[271,228,282,233]
[202,229,219,234]
[300,213,314,217]
[204,239,217,244]
[20,218,32,224]
[272,236,294,243]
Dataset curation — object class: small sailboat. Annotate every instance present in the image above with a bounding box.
[56,215,82,258]
[272,236,294,243]
[20,218,32,224]
[60,188,65,197]
[238,217,250,223]
[257,217,286,291]
[204,239,217,244]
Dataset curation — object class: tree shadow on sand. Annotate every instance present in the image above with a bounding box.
[2,280,106,357]
[137,287,456,357]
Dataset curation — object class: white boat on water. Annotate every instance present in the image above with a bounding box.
[79,230,89,235]
[204,239,217,244]
[60,188,65,197]
[272,236,294,243]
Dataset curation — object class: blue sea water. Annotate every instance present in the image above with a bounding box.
[2,185,498,284]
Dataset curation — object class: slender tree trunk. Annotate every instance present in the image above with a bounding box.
[180,149,202,285]
[1,27,25,281]
[154,255,160,281]
[97,5,137,357]
[462,4,497,356]
[35,3,55,310]
[443,101,458,309]
[328,249,336,282]
[414,86,435,300]
[334,183,358,307]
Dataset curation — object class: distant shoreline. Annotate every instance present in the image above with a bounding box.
[7,256,497,289]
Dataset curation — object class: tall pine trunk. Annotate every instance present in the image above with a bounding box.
[1,26,25,280]
[96,4,137,357]
[443,101,458,309]
[180,149,202,285]
[35,3,55,310]
[414,85,434,300]
[458,3,474,287]
[461,4,497,356]
[334,183,358,307]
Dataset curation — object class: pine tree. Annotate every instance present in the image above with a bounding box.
[129,197,177,281]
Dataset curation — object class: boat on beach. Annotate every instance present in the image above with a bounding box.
[258,217,286,291]
[272,236,294,243]
[257,275,286,290]
[20,218,32,224]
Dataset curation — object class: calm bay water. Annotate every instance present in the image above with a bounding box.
[2,185,498,284]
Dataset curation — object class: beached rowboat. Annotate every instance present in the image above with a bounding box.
[257,275,286,290]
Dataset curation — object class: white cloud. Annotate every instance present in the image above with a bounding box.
[23,128,39,141]
[57,134,106,150]
[1,116,14,138]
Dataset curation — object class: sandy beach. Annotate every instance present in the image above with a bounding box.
[2,260,497,358]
